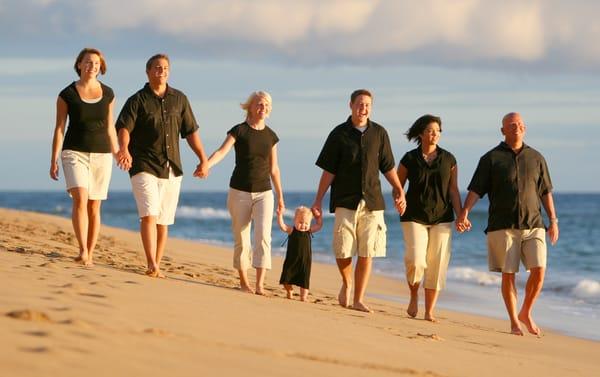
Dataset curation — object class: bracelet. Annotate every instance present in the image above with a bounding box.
[549,217,558,224]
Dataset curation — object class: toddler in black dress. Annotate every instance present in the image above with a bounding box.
[277,206,323,301]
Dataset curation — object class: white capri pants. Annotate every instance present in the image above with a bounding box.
[401,221,453,290]
[227,188,274,270]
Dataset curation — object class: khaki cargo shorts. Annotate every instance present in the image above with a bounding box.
[332,200,387,259]
[487,228,547,273]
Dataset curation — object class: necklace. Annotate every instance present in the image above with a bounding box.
[422,149,437,164]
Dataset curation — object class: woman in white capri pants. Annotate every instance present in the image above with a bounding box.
[397,114,463,322]
[50,47,118,266]
[206,91,284,295]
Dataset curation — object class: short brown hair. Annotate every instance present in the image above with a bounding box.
[74,48,107,77]
[146,53,170,71]
[350,89,372,104]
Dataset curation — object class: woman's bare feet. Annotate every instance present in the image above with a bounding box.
[240,284,255,294]
[352,301,374,313]
[510,321,524,336]
[424,313,438,323]
[407,294,418,318]
[338,284,351,307]
[74,252,88,264]
[518,312,541,336]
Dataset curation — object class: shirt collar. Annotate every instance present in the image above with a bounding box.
[143,83,174,98]
[345,116,371,131]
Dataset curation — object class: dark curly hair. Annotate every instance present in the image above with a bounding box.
[405,114,442,144]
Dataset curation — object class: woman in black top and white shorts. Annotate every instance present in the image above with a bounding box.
[206,91,285,295]
[397,114,463,322]
[50,48,118,266]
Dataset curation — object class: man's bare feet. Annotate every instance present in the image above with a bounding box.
[352,301,374,313]
[407,294,418,318]
[74,253,88,264]
[424,313,438,323]
[518,312,541,336]
[338,284,351,307]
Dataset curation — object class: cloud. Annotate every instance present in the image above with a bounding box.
[2,0,600,71]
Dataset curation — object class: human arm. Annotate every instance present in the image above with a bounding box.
[310,208,323,233]
[277,210,293,235]
[107,99,119,155]
[186,130,209,178]
[50,96,68,180]
[449,165,463,219]
[542,192,559,245]
[383,168,406,215]
[116,128,132,171]
[270,144,285,215]
[206,134,235,169]
[311,170,335,215]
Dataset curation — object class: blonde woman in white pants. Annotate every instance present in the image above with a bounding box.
[206,91,284,295]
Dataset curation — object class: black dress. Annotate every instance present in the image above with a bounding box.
[279,228,312,289]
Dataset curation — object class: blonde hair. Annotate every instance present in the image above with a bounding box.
[294,206,313,220]
[240,91,272,117]
[74,48,107,77]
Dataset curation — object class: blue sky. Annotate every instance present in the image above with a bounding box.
[1,0,599,192]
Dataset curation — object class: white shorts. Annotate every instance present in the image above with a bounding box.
[131,169,182,225]
[61,149,113,200]
[332,200,387,259]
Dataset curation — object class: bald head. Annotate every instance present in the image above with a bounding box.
[501,112,525,148]
[502,112,522,127]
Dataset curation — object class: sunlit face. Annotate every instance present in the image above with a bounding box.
[146,58,169,86]
[501,113,526,144]
[419,122,441,146]
[294,212,312,232]
[249,96,271,121]
[350,95,372,126]
[78,53,101,78]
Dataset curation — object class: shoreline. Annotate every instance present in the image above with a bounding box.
[1,207,599,376]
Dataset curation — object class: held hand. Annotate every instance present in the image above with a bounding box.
[548,223,559,245]
[49,161,59,181]
[312,207,322,219]
[455,212,472,233]
[311,201,322,217]
[193,162,209,178]
[393,191,407,215]
[277,200,285,216]
[116,149,132,171]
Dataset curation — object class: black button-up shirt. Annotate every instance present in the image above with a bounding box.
[116,83,199,178]
[468,142,553,233]
[316,117,395,213]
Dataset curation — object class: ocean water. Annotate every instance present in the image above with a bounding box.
[1,191,599,340]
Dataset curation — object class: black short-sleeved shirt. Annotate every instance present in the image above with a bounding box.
[400,146,456,224]
[228,122,279,193]
[316,117,395,213]
[60,82,114,153]
[115,83,199,178]
[468,142,553,233]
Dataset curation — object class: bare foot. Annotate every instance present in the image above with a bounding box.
[74,253,88,264]
[407,294,418,318]
[510,322,524,336]
[300,288,309,302]
[352,301,374,313]
[83,259,94,267]
[424,313,438,323]
[300,295,308,302]
[239,285,255,294]
[518,312,541,336]
[338,284,351,308]
[145,269,158,278]
[285,290,293,299]
[255,289,270,297]
[155,269,166,279]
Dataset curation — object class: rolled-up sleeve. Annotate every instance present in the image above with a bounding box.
[468,155,491,198]
[378,129,395,173]
[115,96,139,133]
[180,96,199,138]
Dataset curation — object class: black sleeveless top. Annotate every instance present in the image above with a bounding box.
[279,229,312,289]
[60,81,114,153]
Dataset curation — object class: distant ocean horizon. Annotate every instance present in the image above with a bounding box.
[1,190,599,341]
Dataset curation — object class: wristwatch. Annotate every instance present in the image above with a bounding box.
[549,217,559,224]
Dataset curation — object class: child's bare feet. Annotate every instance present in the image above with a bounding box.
[286,290,293,299]
[300,288,309,302]
[338,284,351,307]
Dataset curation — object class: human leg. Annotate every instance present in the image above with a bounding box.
[518,267,545,335]
[227,189,253,292]
[140,216,159,275]
[154,224,168,278]
[401,221,429,318]
[300,287,309,301]
[353,256,374,313]
[336,257,353,307]
[251,190,274,295]
[423,222,452,322]
[283,284,294,299]
[85,199,102,266]
[501,272,523,335]
[69,187,89,263]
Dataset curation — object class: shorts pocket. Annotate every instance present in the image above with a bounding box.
[373,222,387,256]
[333,224,353,257]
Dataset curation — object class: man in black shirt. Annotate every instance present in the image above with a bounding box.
[457,112,559,336]
[312,89,406,312]
[116,53,209,278]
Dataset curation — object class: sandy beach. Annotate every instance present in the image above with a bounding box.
[1,207,598,377]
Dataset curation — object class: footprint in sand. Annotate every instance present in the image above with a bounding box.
[415,332,444,341]
[6,309,52,322]
[23,330,50,337]
[143,328,173,337]
[20,346,51,353]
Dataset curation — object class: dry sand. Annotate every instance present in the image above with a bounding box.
[1,207,598,377]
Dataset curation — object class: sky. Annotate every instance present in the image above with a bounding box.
[1,0,599,192]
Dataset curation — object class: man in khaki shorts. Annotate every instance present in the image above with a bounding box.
[457,112,559,336]
[312,89,406,312]
[116,53,209,278]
